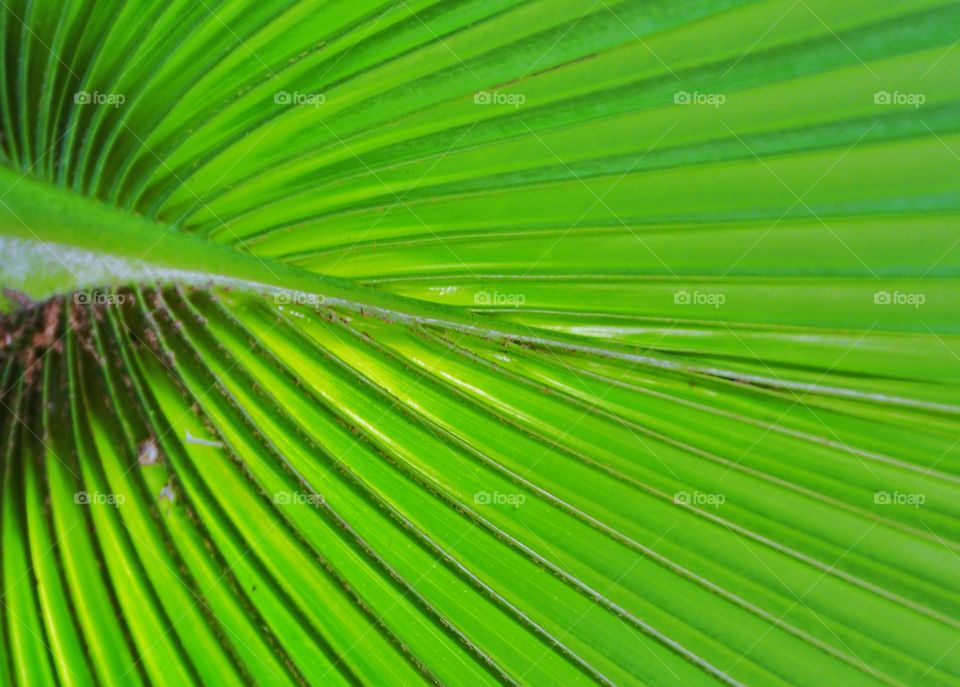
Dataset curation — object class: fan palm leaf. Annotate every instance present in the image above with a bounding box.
[0,1,958,685]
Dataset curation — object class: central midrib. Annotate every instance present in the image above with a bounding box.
[0,165,663,367]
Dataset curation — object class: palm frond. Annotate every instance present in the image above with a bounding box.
[1,1,958,685]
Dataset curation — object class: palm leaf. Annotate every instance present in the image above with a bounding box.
[1,0,958,685]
